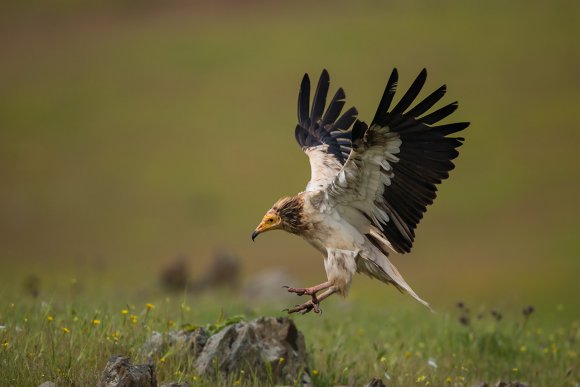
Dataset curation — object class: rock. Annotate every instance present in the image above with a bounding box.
[160,258,189,292]
[190,250,241,292]
[98,355,156,387]
[188,327,210,358]
[142,331,164,356]
[195,317,308,384]
[365,378,387,387]
[38,382,56,387]
[142,328,209,359]
[23,275,41,298]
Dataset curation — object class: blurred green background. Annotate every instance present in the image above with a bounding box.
[1,1,579,316]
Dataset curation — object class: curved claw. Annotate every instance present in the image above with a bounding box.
[284,300,319,315]
[312,303,320,313]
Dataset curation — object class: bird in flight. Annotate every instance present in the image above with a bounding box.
[252,69,468,314]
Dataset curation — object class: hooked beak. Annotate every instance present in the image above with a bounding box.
[251,229,260,242]
[252,213,280,242]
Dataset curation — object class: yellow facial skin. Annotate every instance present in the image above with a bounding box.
[251,212,282,241]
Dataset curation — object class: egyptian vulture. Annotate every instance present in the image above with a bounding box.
[252,69,468,314]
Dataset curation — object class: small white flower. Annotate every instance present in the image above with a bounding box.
[428,358,438,368]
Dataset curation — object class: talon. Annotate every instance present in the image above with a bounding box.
[284,300,316,315]
[281,285,289,289]
[313,303,320,313]
[286,287,307,296]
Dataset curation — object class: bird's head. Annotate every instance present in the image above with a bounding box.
[252,196,305,241]
[251,210,282,241]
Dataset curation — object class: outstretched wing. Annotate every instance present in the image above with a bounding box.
[295,70,358,191]
[323,68,469,253]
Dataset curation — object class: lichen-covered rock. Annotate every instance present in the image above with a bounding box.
[98,355,156,387]
[195,317,308,384]
[142,328,209,359]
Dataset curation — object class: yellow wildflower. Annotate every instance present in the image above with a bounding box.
[160,357,166,363]
[512,368,519,372]
[146,303,155,310]
[416,375,427,383]
[62,327,70,334]
[312,369,319,376]
[47,315,54,322]
[2,341,8,348]
[121,309,129,315]
[405,351,412,359]
[519,345,527,353]
[91,319,101,326]
[279,357,285,364]
[130,315,138,324]
[380,356,387,363]
[445,376,452,384]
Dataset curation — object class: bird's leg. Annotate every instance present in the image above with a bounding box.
[283,281,332,296]
[284,286,338,315]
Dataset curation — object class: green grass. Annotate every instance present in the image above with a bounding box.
[1,286,578,386]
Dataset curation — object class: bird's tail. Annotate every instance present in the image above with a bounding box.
[359,237,433,311]
[380,257,433,312]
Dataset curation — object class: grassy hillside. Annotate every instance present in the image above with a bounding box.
[0,1,579,384]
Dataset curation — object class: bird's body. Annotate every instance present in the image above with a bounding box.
[252,69,468,314]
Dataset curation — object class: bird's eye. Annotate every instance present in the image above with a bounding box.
[267,218,274,223]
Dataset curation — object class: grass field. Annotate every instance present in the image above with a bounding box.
[1,288,578,386]
[0,1,579,385]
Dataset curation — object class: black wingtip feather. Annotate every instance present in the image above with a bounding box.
[420,101,458,125]
[298,73,310,125]
[407,85,447,118]
[391,68,427,115]
[321,88,346,127]
[372,68,399,125]
[310,69,330,124]
[334,106,358,131]
[434,122,470,136]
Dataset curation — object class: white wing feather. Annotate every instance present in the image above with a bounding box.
[304,146,345,192]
